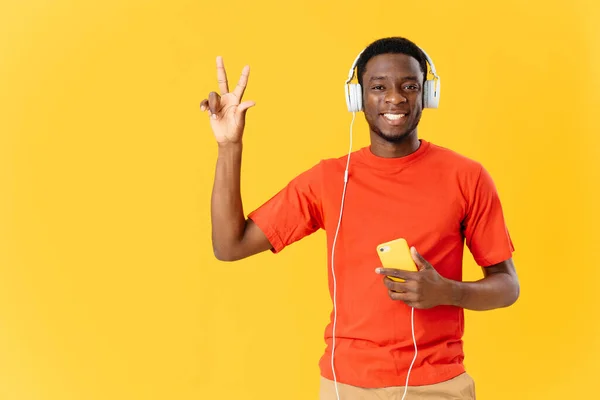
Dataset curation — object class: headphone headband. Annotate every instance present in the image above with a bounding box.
[345,50,365,85]
[346,46,438,84]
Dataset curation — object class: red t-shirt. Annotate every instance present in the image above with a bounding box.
[247,139,514,388]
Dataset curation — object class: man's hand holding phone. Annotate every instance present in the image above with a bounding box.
[376,244,455,309]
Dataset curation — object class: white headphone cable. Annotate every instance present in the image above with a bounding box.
[401,307,418,400]
[329,111,418,400]
[330,111,355,400]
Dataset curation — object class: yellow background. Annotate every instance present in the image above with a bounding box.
[1,0,598,399]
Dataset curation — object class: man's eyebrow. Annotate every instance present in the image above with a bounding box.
[368,75,420,82]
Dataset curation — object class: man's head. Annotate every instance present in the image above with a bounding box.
[356,37,429,144]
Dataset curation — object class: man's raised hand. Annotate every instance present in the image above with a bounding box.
[200,56,255,145]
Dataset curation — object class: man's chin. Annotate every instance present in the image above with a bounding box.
[376,130,411,143]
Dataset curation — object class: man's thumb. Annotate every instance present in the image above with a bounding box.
[411,246,429,271]
[237,100,256,120]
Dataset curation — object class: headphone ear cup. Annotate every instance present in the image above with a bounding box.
[423,80,432,108]
[353,83,363,112]
[346,83,362,112]
[423,78,440,109]
[345,84,352,112]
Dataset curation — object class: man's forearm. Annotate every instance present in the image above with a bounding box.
[448,271,520,311]
[211,143,246,260]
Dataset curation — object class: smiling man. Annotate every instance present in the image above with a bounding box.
[201,37,520,400]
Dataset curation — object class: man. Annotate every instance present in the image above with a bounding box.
[200,37,520,400]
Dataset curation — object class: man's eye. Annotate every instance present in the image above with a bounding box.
[371,85,384,90]
[405,84,419,90]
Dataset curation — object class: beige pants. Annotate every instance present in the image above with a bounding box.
[319,373,476,400]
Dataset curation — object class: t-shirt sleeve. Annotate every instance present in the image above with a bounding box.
[247,161,324,254]
[462,164,515,267]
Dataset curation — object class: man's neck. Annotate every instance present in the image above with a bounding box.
[369,132,421,158]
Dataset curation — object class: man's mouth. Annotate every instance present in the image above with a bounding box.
[383,113,406,120]
[381,113,408,125]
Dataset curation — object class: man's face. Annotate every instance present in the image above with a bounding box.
[362,53,424,143]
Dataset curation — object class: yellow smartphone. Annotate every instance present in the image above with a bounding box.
[376,238,417,282]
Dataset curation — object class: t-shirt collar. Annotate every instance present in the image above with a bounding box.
[357,139,431,170]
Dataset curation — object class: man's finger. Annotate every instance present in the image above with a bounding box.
[208,91,221,118]
[200,99,209,112]
[233,65,250,99]
[235,100,256,126]
[388,291,428,308]
[216,56,229,94]
[389,290,418,303]
[376,267,418,280]
[383,277,417,293]
[236,100,255,116]
[410,247,433,271]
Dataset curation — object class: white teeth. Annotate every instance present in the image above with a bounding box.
[384,113,405,120]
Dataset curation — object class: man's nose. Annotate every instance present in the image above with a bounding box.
[385,88,407,104]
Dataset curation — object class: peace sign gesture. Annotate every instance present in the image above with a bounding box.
[200,56,256,145]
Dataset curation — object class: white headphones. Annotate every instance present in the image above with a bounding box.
[344,46,441,112]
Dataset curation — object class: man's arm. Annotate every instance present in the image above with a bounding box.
[376,250,520,310]
[211,143,272,261]
[200,56,272,262]
[452,164,519,310]
[448,258,520,310]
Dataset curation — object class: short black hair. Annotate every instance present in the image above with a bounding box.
[356,37,428,87]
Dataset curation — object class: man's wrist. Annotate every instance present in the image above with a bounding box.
[217,142,243,161]
[443,278,464,307]
[217,141,243,151]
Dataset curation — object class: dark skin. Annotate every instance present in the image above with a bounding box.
[376,247,519,310]
[362,53,423,158]
[200,57,271,262]
[201,54,520,310]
